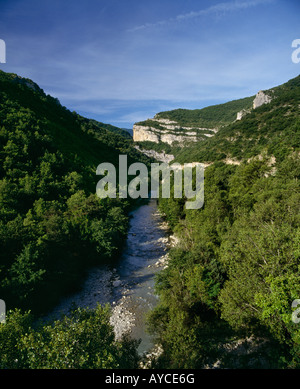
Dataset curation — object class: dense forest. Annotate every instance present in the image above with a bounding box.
[0,70,149,368]
[147,75,300,368]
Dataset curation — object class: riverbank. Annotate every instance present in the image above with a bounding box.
[108,204,176,355]
[43,199,172,356]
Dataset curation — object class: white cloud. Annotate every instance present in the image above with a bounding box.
[128,0,275,32]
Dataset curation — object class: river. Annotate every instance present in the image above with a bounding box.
[45,199,170,355]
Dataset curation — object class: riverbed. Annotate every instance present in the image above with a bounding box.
[45,199,170,355]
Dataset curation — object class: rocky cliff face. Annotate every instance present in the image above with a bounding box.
[236,90,273,121]
[133,116,217,146]
[236,108,251,121]
[134,145,175,163]
[133,125,161,143]
[253,90,273,109]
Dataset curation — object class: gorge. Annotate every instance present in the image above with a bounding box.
[0,70,299,369]
[45,199,172,357]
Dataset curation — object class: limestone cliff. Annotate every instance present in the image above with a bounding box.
[133,116,217,146]
[253,90,273,109]
[134,145,175,163]
[236,108,251,121]
[133,125,160,143]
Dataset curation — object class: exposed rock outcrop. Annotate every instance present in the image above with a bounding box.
[133,88,273,146]
[133,125,160,143]
[236,108,251,120]
[132,124,200,145]
[134,145,175,163]
[253,90,272,109]
[237,90,273,119]
[133,116,217,145]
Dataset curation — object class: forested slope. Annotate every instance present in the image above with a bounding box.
[0,70,151,368]
[148,75,300,368]
[175,75,300,163]
[0,70,149,314]
[154,94,254,128]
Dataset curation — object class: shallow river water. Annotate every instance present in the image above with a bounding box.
[45,199,170,355]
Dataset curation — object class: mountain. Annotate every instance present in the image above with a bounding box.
[134,75,300,166]
[133,94,254,148]
[175,75,300,164]
[84,118,133,139]
[0,70,150,314]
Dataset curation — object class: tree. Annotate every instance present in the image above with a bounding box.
[0,305,140,369]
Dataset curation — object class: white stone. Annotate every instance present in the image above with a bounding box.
[253,90,272,109]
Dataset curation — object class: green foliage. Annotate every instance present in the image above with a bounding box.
[1,70,300,369]
[148,150,300,368]
[0,70,149,315]
[0,70,147,369]
[174,76,300,164]
[142,96,254,129]
[0,309,33,369]
[0,305,140,369]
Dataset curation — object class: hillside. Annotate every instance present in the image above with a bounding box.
[134,76,300,166]
[154,95,254,128]
[0,70,150,315]
[146,75,300,369]
[133,94,254,149]
[175,75,300,164]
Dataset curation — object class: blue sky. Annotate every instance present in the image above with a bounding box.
[0,0,299,128]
